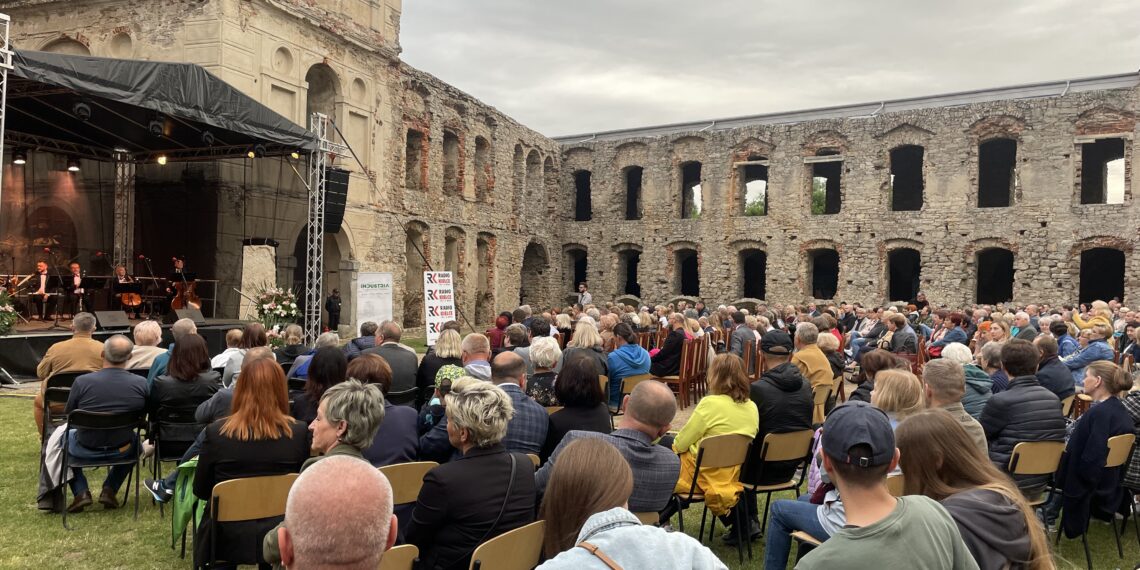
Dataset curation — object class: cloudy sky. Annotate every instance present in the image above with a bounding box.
[400,0,1139,137]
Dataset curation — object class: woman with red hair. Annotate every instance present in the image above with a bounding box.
[485,311,512,350]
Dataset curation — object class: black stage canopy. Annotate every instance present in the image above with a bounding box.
[6,49,317,163]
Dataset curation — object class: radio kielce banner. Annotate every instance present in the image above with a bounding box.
[423,271,456,346]
[356,272,393,328]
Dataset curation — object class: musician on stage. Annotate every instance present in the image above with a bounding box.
[64,262,89,318]
[110,264,141,318]
[30,260,53,320]
[162,255,190,314]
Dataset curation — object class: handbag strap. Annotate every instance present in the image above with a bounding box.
[577,541,623,570]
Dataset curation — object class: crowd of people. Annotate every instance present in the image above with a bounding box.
[29,290,1140,569]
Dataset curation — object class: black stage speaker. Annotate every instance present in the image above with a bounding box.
[94,310,132,330]
[165,308,207,326]
[324,167,349,234]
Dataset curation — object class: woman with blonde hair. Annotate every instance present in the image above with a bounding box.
[1073,300,1114,330]
[416,328,463,406]
[870,368,924,426]
[672,354,759,518]
[896,409,1051,570]
[557,320,608,377]
[274,323,308,365]
[1063,322,1116,389]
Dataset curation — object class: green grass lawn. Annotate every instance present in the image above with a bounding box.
[0,394,1136,569]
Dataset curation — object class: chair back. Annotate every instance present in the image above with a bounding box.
[695,433,752,470]
[1007,441,1065,476]
[126,368,150,378]
[67,409,146,431]
[287,376,307,393]
[742,339,756,377]
[386,388,418,407]
[811,384,832,425]
[526,454,540,468]
[379,461,438,505]
[469,520,546,570]
[1106,434,1137,468]
[379,544,419,570]
[1060,395,1076,418]
[211,473,298,523]
[633,511,660,525]
[598,374,609,396]
[655,328,668,350]
[886,473,905,497]
[620,373,652,396]
[45,370,85,391]
[545,406,563,415]
[758,430,815,463]
[638,332,652,350]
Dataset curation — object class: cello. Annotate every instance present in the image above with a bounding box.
[171,272,201,310]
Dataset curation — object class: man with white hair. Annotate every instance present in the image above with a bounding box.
[278,455,397,569]
[792,322,834,391]
[126,320,165,369]
[1011,312,1038,341]
[33,312,103,434]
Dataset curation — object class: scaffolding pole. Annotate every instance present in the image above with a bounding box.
[0,13,13,209]
[303,113,346,343]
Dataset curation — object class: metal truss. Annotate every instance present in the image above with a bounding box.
[303,112,346,342]
[0,13,12,205]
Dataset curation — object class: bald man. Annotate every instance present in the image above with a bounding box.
[279,455,397,569]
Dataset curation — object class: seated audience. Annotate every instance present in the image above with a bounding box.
[794,402,978,569]
[979,341,1008,394]
[491,351,549,454]
[672,354,759,518]
[1050,361,1134,537]
[273,323,308,366]
[556,320,608,376]
[732,330,812,544]
[210,328,244,369]
[222,321,267,387]
[276,456,397,570]
[417,365,465,464]
[896,409,1049,570]
[343,321,378,361]
[461,333,493,380]
[541,353,612,461]
[63,335,148,512]
[870,368,925,426]
[651,313,687,377]
[126,320,165,369]
[928,311,968,354]
[524,336,560,405]
[290,346,347,424]
[286,331,340,379]
[415,328,463,407]
[537,439,725,570]
[33,312,102,434]
[537,380,680,514]
[1051,320,1080,359]
[361,321,419,395]
[792,323,834,391]
[1033,334,1076,401]
[347,354,418,466]
[846,348,904,403]
[979,339,1066,497]
[1062,322,1115,389]
[940,342,992,418]
[882,313,918,353]
[921,359,987,456]
[816,332,845,379]
[149,334,221,462]
[504,323,534,376]
[1073,301,1113,330]
[193,357,310,567]
[149,317,199,384]
[606,323,651,410]
[406,378,536,570]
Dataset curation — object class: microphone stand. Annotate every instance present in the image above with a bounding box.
[46,250,70,331]
[142,257,158,320]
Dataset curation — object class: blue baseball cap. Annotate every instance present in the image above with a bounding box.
[821,401,896,468]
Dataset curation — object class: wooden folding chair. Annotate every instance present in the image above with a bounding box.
[1071,393,1093,420]
[742,340,757,380]
[1060,395,1076,418]
[886,473,905,497]
[205,473,298,568]
[378,461,439,506]
[598,375,609,398]
[811,384,832,426]
[526,454,540,469]
[741,429,814,536]
[654,338,696,408]
[544,406,563,415]
[1007,441,1064,506]
[633,511,661,526]
[469,519,546,570]
[1055,433,1136,568]
[672,433,753,563]
[614,374,653,415]
[379,544,419,570]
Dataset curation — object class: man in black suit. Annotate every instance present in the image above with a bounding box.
[362,321,419,396]
[64,334,149,512]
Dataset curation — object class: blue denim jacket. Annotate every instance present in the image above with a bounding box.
[1062,339,1114,386]
[536,508,727,570]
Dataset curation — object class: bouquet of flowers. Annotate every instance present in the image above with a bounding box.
[252,285,300,342]
[0,290,17,336]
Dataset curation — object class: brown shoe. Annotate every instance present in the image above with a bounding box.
[67,491,92,513]
[98,488,120,509]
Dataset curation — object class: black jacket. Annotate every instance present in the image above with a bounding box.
[149,369,221,442]
[541,403,612,462]
[1035,356,1076,401]
[742,363,813,485]
[1055,397,1134,539]
[650,328,686,377]
[979,375,1066,492]
[407,444,536,570]
[363,343,420,395]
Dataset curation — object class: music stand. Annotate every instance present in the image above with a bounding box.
[113,282,144,315]
[77,278,103,314]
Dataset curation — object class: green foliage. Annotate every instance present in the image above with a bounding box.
[811,177,827,215]
[744,198,766,216]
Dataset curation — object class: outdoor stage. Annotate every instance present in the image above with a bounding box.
[0,318,248,380]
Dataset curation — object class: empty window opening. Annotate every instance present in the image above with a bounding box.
[405,129,425,191]
[475,236,494,325]
[474,136,491,202]
[808,249,839,299]
[519,243,547,307]
[1080,138,1126,205]
[680,161,702,219]
[444,236,459,276]
[404,229,425,328]
[890,145,924,211]
[566,249,588,294]
[740,250,767,299]
[887,248,921,302]
[977,139,1016,207]
[811,160,842,215]
[573,170,592,221]
[618,250,641,298]
[442,130,460,196]
[976,248,1014,304]
[741,163,768,216]
[625,166,643,220]
[675,249,700,296]
[1079,248,1125,304]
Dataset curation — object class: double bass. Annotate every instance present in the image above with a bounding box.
[171,273,201,310]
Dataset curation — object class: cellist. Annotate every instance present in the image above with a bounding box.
[110,264,141,319]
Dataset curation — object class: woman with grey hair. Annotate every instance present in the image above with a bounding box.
[407,378,537,570]
[528,336,562,406]
[941,342,992,418]
[127,319,166,368]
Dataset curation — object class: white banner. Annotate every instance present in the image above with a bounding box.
[356,272,393,329]
[423,271,456,346]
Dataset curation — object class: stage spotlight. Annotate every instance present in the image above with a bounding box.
[157,155,168,166]
[148,117,165,137]
[290,151,301,160]
[200,130,215,146]
[247,144,266,159]
[67,158,80,172]
[72,101,92,121]
[12,149,26,165]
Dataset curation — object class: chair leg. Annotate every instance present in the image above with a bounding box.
[707,508,716,543]
[1131,496,1140,549]
[760,492,773,536]
[674,497,685,533]
[1081,531,1092,570]
[1112,509,1124,558]
[734,497,747,564]
[699,504,709,544]
[1054,512,1064,546]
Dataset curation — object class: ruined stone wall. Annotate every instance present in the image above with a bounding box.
[556,86,1140,309]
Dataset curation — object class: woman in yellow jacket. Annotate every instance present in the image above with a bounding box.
[1073,300,1114,330]
[672,353,759,516]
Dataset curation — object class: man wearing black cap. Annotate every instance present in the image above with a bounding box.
[725,330,813,545]
[795,402,978,569]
